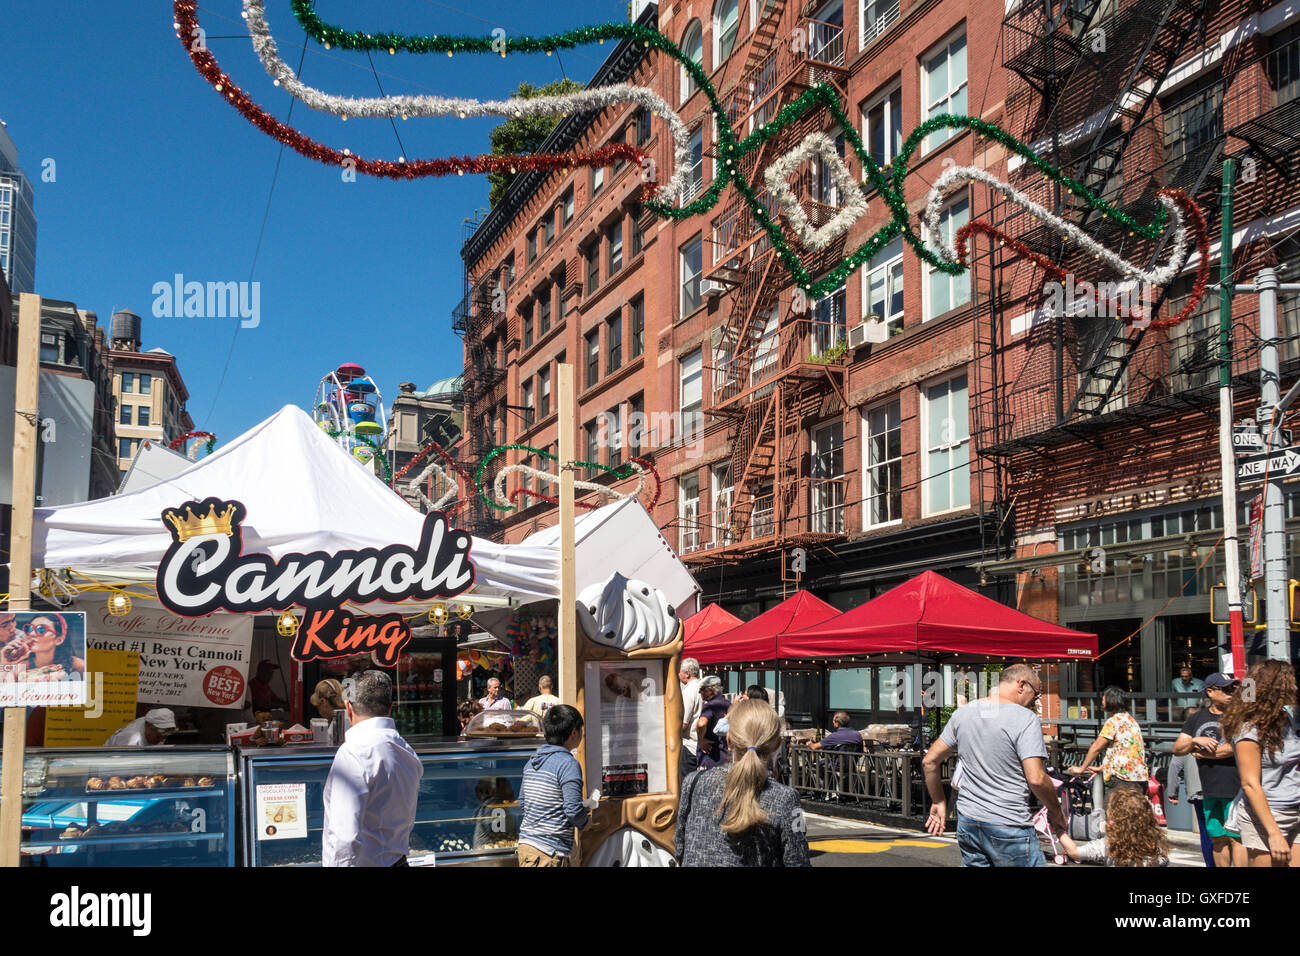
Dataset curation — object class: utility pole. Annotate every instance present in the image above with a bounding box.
[1216,159,1246,678]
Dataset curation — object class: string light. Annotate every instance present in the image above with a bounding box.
[428,602,449,625]
[276,611,300,636]
[107,592,133,617]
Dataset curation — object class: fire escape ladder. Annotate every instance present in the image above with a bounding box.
[723,393,776,538]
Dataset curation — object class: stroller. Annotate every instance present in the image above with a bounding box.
[1032,768,1103,864]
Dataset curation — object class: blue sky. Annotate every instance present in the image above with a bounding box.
[0,0,628,444]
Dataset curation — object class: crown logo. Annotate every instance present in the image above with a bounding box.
[163,502,237,542]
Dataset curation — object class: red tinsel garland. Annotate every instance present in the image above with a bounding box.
[173,1,659,196]
[168,430,215,450]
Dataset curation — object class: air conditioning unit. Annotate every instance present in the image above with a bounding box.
[848,320,890,349]
[703,280,726,301]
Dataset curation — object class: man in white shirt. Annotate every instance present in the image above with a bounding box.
[679,658,702,778]
[479,677,513,711]
[322,670,423,867]
[106,708,176,746]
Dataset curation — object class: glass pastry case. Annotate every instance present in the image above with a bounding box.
[2,746,238,867]
[240,740,539,866]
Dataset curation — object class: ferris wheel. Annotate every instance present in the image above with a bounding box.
[313,363,389,476]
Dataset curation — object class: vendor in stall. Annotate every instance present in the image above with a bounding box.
[107,708,177,746]
[310,679,345,719]
[250,659,288,711]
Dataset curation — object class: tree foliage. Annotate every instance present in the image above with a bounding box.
[488,79,582,207]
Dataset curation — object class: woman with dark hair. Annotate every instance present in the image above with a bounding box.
[25,614,85,678]
[1224,660,1300,867]
[1068,686,1148,801]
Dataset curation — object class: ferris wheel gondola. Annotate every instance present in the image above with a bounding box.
[312,363,389,478]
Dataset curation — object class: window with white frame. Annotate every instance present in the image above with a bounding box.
[681,20,704,103]
[814,133,846,207]
[922,374,970,515]
[922,30,967,153]
[681,235,704,315]
[862,82,902,170]
[592,164,605,195]
[860,0,900,48]
[715,0,741,63]
[685,126,704,203]
[711,462,733,545]
[811,420,845,533]
[864,398,901,527]
[680,472,701,552]
[539,366,551,417]
[925,193,971,319]
[864,236,904,334]
[562,187,574,224]
[522,380,535,429]
[605,405,624,469]
[812,285,846,355]
[681,348,703,436]
[607,219,623,275]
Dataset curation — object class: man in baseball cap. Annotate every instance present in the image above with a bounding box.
[107,708,177,747]
[1174,672,1244,866]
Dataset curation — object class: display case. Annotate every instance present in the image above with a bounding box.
[240,739,539,866]
[2,747,237,867]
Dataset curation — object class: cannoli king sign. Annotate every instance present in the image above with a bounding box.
[155,498,476,665]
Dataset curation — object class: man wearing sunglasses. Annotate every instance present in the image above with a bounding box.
[922,663,1065,866]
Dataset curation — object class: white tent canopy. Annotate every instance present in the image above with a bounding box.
[29,405,698,611]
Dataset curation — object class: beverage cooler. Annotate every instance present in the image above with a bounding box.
[2,746,238,866]
[240,739,539,866]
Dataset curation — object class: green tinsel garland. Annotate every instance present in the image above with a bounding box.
[325,427,393,483]
[474,443,637,512]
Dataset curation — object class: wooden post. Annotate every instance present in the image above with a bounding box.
[1,293,41,868]
[557,363,579,708]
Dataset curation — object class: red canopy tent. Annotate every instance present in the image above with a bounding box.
[687,590,840,664]
[781,571,1097,660]
[682,603,743,644]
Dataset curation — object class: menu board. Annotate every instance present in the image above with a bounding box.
[583,660,668,796]
[43,648,140,746]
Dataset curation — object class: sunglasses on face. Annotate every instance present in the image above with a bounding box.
[23,624,56,637]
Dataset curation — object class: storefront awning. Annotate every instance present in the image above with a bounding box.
[688,590,839,664]
[782,571,1098,660]
[682,603,742,644]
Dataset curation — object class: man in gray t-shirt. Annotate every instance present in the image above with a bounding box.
[922,664,1066,867]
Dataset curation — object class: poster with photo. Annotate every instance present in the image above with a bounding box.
[255,784,307,841]
[0,611,87,707]
[583,660,668,796]
[86,604,253,710]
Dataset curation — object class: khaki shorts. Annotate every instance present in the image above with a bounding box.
[1238,803,1300,852]
[516,844,572,867]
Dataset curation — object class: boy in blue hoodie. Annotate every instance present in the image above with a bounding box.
[518,704,591,866]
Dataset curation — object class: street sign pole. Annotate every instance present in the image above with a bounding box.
[1257,268,1291,660]
[1217,159,1247,678]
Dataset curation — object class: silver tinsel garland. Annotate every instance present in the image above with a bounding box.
[764,132,870,252]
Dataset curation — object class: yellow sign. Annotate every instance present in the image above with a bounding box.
[43,649,140,747]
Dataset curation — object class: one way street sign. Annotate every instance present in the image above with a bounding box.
[1237,446,1300,484]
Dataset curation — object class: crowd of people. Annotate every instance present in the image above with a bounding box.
[308,654,1296,868]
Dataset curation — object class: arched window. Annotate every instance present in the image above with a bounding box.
[681,19,704,102]
[715,0,741,63]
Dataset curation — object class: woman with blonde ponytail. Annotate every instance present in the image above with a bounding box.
[674,698,810,866]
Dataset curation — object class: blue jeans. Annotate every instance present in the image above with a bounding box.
[956,816,1045,867]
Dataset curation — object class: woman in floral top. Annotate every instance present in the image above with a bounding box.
[1069,686,1149,803]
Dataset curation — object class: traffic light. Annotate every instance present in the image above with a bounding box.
[1210,584,1259,625]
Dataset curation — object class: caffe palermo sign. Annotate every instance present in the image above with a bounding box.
[156,499,475,664]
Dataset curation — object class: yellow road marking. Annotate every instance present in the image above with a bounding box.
[808,837,948,854]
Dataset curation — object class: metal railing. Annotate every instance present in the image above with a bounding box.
[787,745,955,819]
[806,19,844,67]
[860,0,900,47]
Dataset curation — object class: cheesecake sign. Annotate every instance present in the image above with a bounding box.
[155,498,475,664]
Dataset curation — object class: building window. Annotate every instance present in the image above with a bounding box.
[556,273,567,321]
[715,0,741,63]
[681,348,703,436]
[543,210,555,246]
[562,187,575,224]
[607,314,623,373]
[681,235,704,315]
[121,372,134,394]
[629,205,645,257]
[505,254,515,288]
[750,309,780,386]
[864,399,902,527]
[40,332,60,364]
[812,421,845,533]
[586,242,600,293]
[630,296,645,359]
[586,329,601,388]
[539,286,552,335]
[813,133,846,206]
[635,107,651,146]
[812,285,846,356]
[922,374,970,515]
[926,193,971,319]
[585,420,601,477]
[605,406,623,469]
[521,380,535,429]
[864,236,905,334]
[1161,71,1223,169]
[681,20,704,102]
[138,406,150,427]
[680,472,701,553]
[522,301,534,349]
[628,393,645,458]
[862,82,902,170]
[684,126,704,203]
[607,220,623,276]
[592,164,605,195]
[860,0,900,47]
[527,230,537,263]
[922,30,968,153]
[711,462,733,545]
[119,403,131,426]
[1268,23,1300,107]
[118,437,132,459]
[539,367,552,418]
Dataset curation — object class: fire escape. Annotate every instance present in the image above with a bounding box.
[682,0,856,565]
[454,212,509,540]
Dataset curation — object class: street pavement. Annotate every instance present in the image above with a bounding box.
[806,812,1207,867]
